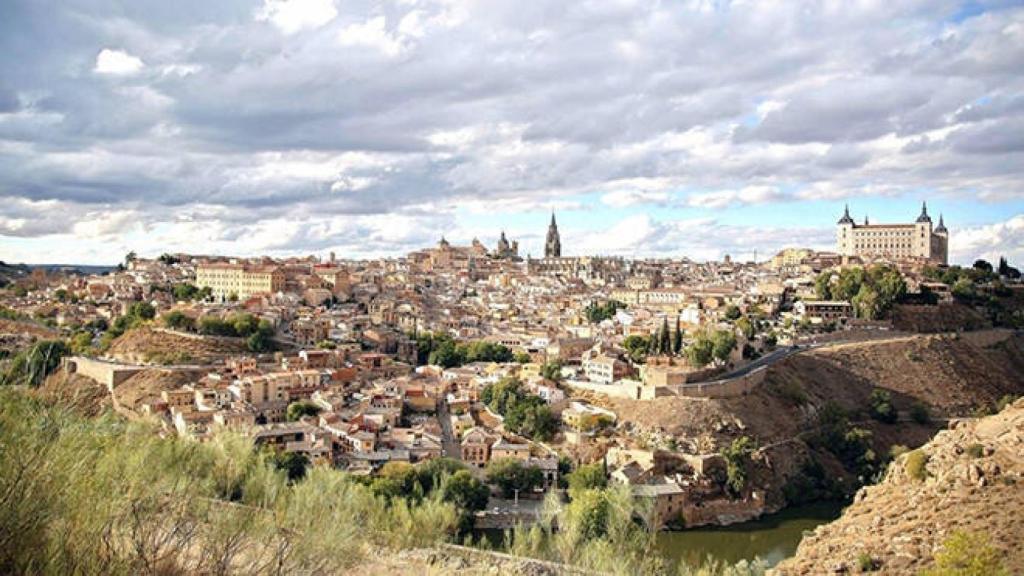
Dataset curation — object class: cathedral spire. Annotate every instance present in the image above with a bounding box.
[545,211,562,258]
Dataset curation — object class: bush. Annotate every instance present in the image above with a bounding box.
[567,462,607,494]
[966,443,984,459]
[857,552,877,572]
[920,530,1009,576]
[162,310,195,331]
[910,403,931,425]
[721,436,757,496]
[906,450,929,481]
[868,389,898,424]
[0,340,69,387]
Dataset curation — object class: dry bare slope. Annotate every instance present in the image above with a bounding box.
[776,398,1024,575]
[106,327,247,364]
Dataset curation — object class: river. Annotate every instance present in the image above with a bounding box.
[654,501,845,569]
[470,501,845,569]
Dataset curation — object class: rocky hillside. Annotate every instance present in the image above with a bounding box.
[105,327,248,364]
[776,398,1024,575]
[601,330,1024,513]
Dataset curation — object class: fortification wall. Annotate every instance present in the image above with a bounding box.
[63,356,145,390]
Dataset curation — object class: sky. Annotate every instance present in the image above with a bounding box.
[1,0,1023,266]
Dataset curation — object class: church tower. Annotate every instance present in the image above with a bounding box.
[545,212,562,258]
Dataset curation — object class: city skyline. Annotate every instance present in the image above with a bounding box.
[2,1,1024,265]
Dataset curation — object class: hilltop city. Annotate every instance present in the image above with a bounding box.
[1,203,1022,574]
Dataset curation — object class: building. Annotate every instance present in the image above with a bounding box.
[836,203,948,265]
[545,212,562,258]
[196,263,285,301]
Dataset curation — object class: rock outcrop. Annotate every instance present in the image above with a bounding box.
[775,399,1024,575]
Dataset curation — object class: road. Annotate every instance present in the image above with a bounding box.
[436,397,461,460]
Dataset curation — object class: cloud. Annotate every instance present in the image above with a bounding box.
[93,48,144,75]
[687,186,786,209]
[256,0,338,34]
[1,0,1023,263]
[949,214,1024,265]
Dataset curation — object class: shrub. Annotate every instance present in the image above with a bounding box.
[910,403,931,425]
[889,444,910,460]
[868,389,898,424]
[920,530,1009,576]
[906,450,929,481]
[486,458,544,498]
[966,443,984,459]
[567,462,607,494]
[722,436,757,496]
[857,552,877,572]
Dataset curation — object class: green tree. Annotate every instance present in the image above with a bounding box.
[672,317,683,355]
[685,335,714,368]
[724,305,742,321]
[540,360,563,382]
[721,436,756,496]
[735,316,755,340]
[270,451,309,482]
[711,330,737,362]
[162,310,195,331]
[485,458,544,498]
[442,470,489,512]
[567,462,607,494]
[658,317,671,354]
[868,388,898,424]
[286,401,322,422]
[622,335,650,364]
[514,352,532,364]
[69,332,94,355]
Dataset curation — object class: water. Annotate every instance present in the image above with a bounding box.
[655,501,845,569]
[468,501,845,569]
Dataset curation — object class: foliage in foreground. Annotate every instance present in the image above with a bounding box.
[0,389,456,575]
[919,530,1009,576]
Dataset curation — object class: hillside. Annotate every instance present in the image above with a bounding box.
[105,327,248,364]
[602,330,1024,511]
[36,370,112,417]
[776,398,1024,575]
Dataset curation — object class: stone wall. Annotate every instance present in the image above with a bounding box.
[63,356,146,390]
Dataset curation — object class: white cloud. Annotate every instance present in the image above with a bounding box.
[950,215,1024,265]
[256,0,338,35]
[337,16,405,57]
[688,186,785,209]
[93,49,144,75]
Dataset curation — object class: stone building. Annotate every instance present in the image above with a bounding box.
[836,203,948,265]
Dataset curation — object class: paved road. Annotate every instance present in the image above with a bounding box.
[436,397,461,460]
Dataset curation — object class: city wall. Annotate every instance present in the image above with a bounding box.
[63,356,146,390]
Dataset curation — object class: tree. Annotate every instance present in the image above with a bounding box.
[286,401,322,422]
[711,330,737,363]
[124,251,137,268]
[868,388,898,424]
[672,317,682,355]
[973,259,993,274]
[485,458,544,498]
[852,283,880,320]
[724,305,742,321]
[514,352,532,364]
[735,316,755,340]
[623,335,649,364]
[0,340,70,387]
[270,451,309,482]
[69,332,94,355]
[127,302,156,321]
[442,470,489,512]
[567,462,607,493]
[658,317,671,354]
[685,335,714,368]
[540,361,563,382]
[721,436,756,496]
[162,310,195,331]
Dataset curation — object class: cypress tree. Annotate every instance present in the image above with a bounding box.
[673,317,683,355]
[659,317,671,354]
